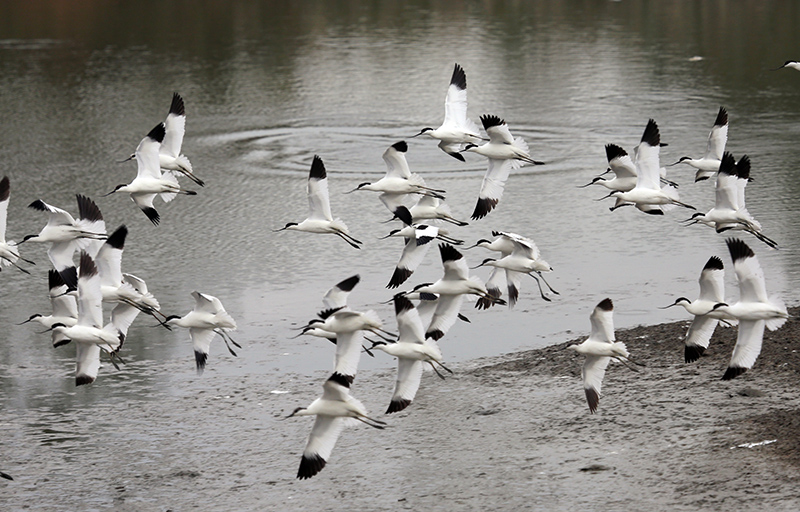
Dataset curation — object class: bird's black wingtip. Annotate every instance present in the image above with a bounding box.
[703,255,724,271]
[715,106,728,127]
[725,238,755,263]
[76,374,95,386]
[604,143,627,162]
[450,62,467,90]
[585,387,599,414]
[143,207,160,226]
[386,398,411,414]
[640,119,660,147]
[297,454,326,480]
[147,122,166,144]
[597,298,613,311]
[471,197,498,220]
[0,176,9,202]
[722,366,747,380]
[684,344,706,363]
[195,350,208,374]
[309,155,327,180]
[169,92,185,117]
[387,267,413,289]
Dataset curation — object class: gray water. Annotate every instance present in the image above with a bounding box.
[2,1,800,507]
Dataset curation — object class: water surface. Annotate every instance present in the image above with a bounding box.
[1,1,800,506]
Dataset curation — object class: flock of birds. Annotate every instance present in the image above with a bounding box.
[272,64,790,479]
[0,62,792,482]
[3,93,239,387]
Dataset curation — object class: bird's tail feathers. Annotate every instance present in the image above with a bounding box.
[159,172,180,203]
[766,297,789,331]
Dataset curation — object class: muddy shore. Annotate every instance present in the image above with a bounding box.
[2,308,799,511]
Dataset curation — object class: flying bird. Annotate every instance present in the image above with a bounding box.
[107,123,197,226]
[669,106,728,182]
[412,63,484,161]
[22,194,106,289]
[19,269,78,347]
[472,231,557,306]
[347,142,446,211]
[50,252,127,386]
[712,239,788,380]
[371,295,452,413]
[661,256,730,363]
[288,374,386,480]
[683,153,777,249]
[275,155,362,249]
[463,115,544,219]
[0,176,34,273]
[580,144,637,192]
[164,291,240,374]
[402,243,504,340]
[606,119,694,214]
[567,298,641,413]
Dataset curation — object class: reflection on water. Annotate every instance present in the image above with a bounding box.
[1,1,800,504]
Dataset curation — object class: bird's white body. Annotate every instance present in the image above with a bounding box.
[415,63,483,161]
[465,115,542,219]
[51,252,125,385]
[473,231,554,306]
[166,291,237,374]
[290,376,385,480]
[407,244,495,340]
[408,194,467,226]
[158,92,203,186]
[674,107,728,182]
[352,142,445,201]
[373,296,447,413]
[712,239,788,380]
[112,123,196,225]
[587,144,637,192]
[0,176,30,271]
[664,256,730,363]
[610,120,691,214]
[22,269,78,347]
[567,298,631,413]
[24,195,106,289]
[279,155,360,248]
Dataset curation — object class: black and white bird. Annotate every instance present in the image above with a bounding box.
[669,106,728,182]
[22,194,106,289]
[19,269,78,348]
[0,176,34,273]
[164,291,240,374]
[303,306,390,385]
[661,256,730,363]
[463,115,544,219]
[412,63,484,161]
[403,243,503,340]
[607,119,694,214]
[712,239,788,380]
[567,298,640,414]
[407,193,469,227]
[348,142,446,211]
[95,225,162,324]
[472,231,557,306]
[381,207,463,289]
[773,60,800,71]
[276,155,362,249]
[683,153,777,249]
[581,144,637,192]
[288,374,386,480]
[158,92,204,186]
[108,123,197,225]
[50,252,127,386]
[371,296,452,413]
